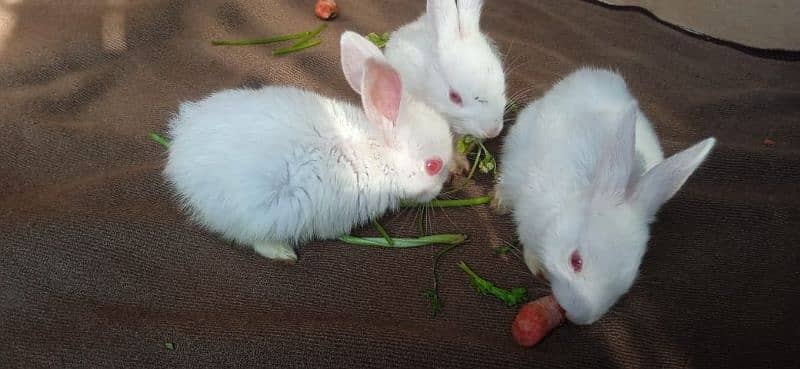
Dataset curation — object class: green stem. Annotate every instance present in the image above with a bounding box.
[149,132,170,148]
[458,261,480,280]
[429,196,491,207]
[272,38,322,56]
[212,30,312,46]
[475,140,490,157]
[289,24,326,47]
[338,234,467,248]
[426,240,466,317]
[417,207,425,237]
[465,145,483,181]
[443,145,482,195]
[371,219,394,246]
[402,195,491,209]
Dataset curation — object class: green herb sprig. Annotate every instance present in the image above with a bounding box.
[458,135,497,177]
[445,135,498,195]
[458,261,528,307]
[366,32,390,48]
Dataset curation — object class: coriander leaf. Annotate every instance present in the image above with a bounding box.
[456,135,477,154]
[458,261,529,307]
[456,137,469,154]
[366,32,390,48]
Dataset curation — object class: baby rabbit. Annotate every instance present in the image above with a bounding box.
[494,67,716,324]
[383,0,507,170]
[164,31,452,262]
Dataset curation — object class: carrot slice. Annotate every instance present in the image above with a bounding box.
[511,295,566,347]
[315,0,338,20]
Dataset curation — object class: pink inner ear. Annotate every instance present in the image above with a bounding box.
[366,61,401,124]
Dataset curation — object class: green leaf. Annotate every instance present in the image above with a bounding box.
[366,32,390,48]
[458,261,529,307]
[456,135,478,154]
[149,132,170,148]
[164,342,175,351]
[456,138,468,154]
[474,140,497,176]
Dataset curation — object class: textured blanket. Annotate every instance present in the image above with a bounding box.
[1,1,797,368]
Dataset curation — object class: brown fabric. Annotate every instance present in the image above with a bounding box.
[1,1,798,368]
[598,0,800,51]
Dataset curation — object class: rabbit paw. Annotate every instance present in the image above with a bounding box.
[449,151,471,176]
[489,189,511,215]
[253,241,298,264]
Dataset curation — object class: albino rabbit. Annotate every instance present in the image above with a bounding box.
[164,31,452,262]
[383,0,507,171]
[494,67,716,324]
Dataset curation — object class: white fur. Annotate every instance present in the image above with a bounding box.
[496,67,716,324]
[383,0,506,139]
[164,32,452,261]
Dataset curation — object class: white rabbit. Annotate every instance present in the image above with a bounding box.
[164,31,452,262]
[494,67,716,325]
[383,0,507,170]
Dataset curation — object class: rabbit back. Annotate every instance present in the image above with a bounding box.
[165,86,379,245]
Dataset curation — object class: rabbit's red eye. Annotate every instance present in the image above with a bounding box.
[449,89,463,106]
[425,158,443,176]
[570,250,583,273]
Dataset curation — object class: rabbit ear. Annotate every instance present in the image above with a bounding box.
[361,58,403,143]
[629,137,716,217]
[340,31,385,94]
[428,0,460,42]
[456,0,484,37]
[592,103,638,198]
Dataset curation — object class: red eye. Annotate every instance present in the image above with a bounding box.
[425,158,443,176]
[449,89,463,106]
[570,250,583,273]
